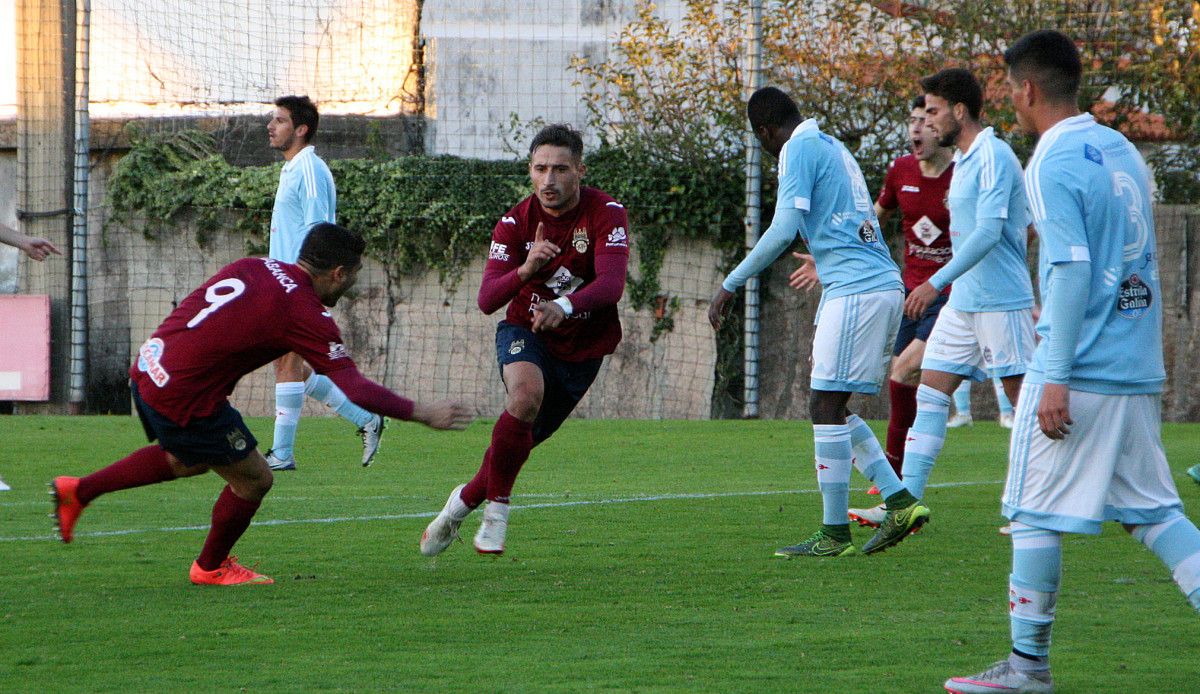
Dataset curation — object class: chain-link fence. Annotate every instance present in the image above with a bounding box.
[4,1,1199,420]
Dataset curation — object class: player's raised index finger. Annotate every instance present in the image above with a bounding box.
[535,222,545,243]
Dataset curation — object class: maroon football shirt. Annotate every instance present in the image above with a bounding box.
[876,154,954,293]
[479,186,630,361]
[130,257,356,425]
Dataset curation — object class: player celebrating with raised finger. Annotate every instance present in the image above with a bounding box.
[420,124,630,557]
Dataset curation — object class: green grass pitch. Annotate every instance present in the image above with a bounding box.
[1,416,1198,692]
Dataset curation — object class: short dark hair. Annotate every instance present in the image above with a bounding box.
[274,95,320,143]
[911,94,926,110]
[920,68,983,121]
[747,86,801,130]
[1004,30,1082,102]
[529,124,584,160]
[298,223,365,271]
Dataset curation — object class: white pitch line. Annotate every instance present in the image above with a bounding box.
[1,480,1000,543]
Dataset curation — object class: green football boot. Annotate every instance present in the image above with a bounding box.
[861,501,930,555]
[774,529,858,558]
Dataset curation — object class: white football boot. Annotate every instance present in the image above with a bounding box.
[998,411,1015,429]
[848,503,887,528]
[420,484,469,557]
[358,414,387,467]
[945,658,1053,693]
[946,412,974,428]
[474,501,510,555]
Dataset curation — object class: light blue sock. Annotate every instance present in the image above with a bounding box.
[993,377,1014,415]
[272,381,306,460]
[813,424,853,527]
[305,373,374,429]
[901,385,951,499]
[952,380,972,416]
[1009,522,1062,658]
[1132,512,1200,611]
[846,414,904,499]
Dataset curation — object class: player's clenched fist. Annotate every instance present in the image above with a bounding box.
[413,400,475,431]
[518,222,560,281]
[532,299,566,332]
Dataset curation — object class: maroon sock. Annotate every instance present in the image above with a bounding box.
[460,447,492,509]
[76,445,176,505]
[485,410,534,504]
[886,381,919,475]
[196,485,262,571]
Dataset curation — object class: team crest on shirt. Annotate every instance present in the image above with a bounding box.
[912,215,944,245]
[858,220,878,244]
[572,228,589,253]
[1117,274,1152,318]
[509,339,525,355]
[226,428,248,452]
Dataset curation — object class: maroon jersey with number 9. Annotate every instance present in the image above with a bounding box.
[129,257,355,425]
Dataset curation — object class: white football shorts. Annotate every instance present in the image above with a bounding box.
[1003,381,1183,534]
[920,306,1034,380]
[811,289,902,394]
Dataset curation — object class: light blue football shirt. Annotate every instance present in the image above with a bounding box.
[936,127,1033,312]
[1023,114,1163,395]
[724,120,900,299]
[269,145,337,264]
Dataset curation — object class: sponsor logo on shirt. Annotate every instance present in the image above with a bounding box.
[573,228,589,253]
[261,258,298,293]
[545,266,584,296]
[606,227,628,248]
[912,215,944,245]
[901,184,921,193]
[605,202,624,209]
[1084,144,1104,165]
[858,220,878,244]
[137,338,171,387]
[1117,274,1152,318]
[907,243,952,263]
[489,241,510,262]
[501,216,517,225]
[328,342,350,360]
[509,339,525,355]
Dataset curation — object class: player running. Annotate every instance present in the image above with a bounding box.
[50,223,472,585]
[420,124,630,557]
[947,30,1200,694]
[710,86,927,558]
[865,68,1037,552]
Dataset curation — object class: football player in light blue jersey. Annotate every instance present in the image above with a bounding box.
[871,69,1038,551]
[709,87,927,558]
[946,31,1200,694]
[265,95,386,471]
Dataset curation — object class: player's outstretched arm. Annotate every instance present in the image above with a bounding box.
[411,400,474,430]
[326,367,474,431]
[0,223,62,261]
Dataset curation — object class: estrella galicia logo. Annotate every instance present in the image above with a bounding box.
[1117,274,1152,318]
[1084,144,1103,165]
[858,220,878,244]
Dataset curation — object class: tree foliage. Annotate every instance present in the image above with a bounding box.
[571,0,1200,202]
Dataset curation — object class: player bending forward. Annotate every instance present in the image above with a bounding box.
[420,124,630,557]
[50,223,472,586]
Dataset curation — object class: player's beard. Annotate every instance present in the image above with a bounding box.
[935,120,961,149]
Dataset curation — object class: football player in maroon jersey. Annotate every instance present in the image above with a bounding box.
[50,223,472,585]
